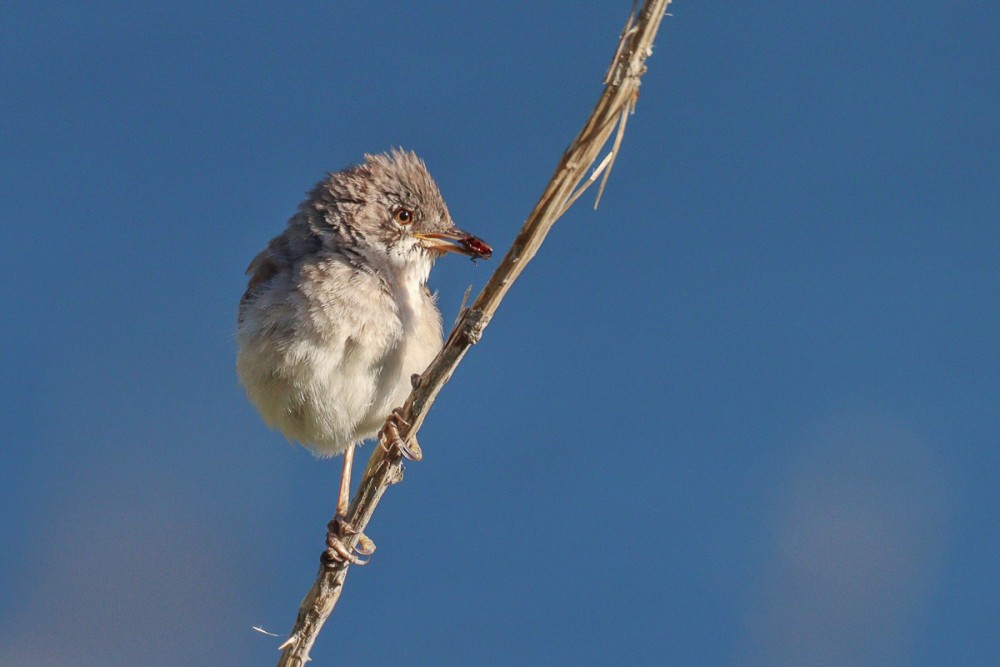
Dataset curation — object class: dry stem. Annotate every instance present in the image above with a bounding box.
[276,2,671,664]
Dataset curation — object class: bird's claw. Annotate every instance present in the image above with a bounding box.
[379,408,423,461]
[355,533,376,556]
[322,516,375,567]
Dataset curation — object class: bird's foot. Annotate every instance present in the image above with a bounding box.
[322,516,376,568]
[379,408,423,461]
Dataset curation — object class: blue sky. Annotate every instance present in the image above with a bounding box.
[2,2,998,665]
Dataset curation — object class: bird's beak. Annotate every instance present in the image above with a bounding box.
[415,229,492,260]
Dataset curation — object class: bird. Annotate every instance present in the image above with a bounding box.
[236,149,491,564]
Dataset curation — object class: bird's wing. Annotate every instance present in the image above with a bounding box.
[241,216,322,306]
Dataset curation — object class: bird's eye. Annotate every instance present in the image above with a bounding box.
[393,208,414,225]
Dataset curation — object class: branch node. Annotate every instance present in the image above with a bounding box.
[462,308,487,345]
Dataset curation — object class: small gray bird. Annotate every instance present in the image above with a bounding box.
[237,149,491,563]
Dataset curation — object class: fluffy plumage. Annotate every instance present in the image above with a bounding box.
[237,149,489,456]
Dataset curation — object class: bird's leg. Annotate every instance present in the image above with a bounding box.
[337,443,354,518]
[322,444,376,567]
[379,408,423,461]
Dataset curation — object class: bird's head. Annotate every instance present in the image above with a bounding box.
[312,149,491,280]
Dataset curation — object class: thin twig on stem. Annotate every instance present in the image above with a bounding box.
[276,2,671,664]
